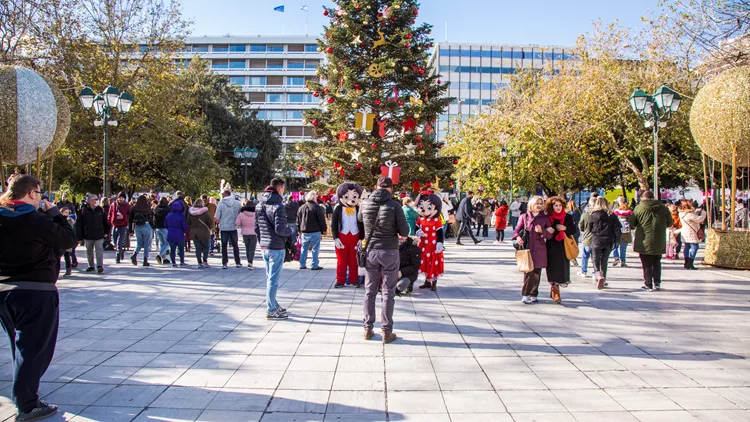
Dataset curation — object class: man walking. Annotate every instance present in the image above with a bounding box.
[77,194,108,273]
[297,191,326,270]
[358,177,410,343]
[0,175,77,421]
[510,197,522,230]
[629,191,673,291]
[108,191,131,263]
[255,178,292,319]
[215,187,242,269]
[455,191,481,245]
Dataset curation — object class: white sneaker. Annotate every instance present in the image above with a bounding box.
[576,271,587,277]
[521,296,531,304]
[530,297,538,303]
[493,240,500,245]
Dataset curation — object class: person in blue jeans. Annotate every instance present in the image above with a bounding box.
[577,196,597,278]
[255,178,293,319]
[296,191,327,270]
[165,201,188,267]
[153,198,171,264]
[128,195,154,266]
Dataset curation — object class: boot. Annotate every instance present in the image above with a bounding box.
[115,251,121,264]
[142,259,150,267]
[688,258,698,270]
[364,328,374,340]
[683,258,689,269]
[64,267,72,277]
[382,330,398,344]
[431,280,437,292]
[131,254,138,266]
[551,285,561,304]
[418,280,432,289]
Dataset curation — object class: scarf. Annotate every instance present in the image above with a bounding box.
[549,210,567,242]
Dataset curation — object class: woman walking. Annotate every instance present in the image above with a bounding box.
[588,197,622,289]
[678,201,706,270]
[474,199,489,237]
[612,203,633,267]
[493,200,509,244]
[512,196,554,304]
[188,199,215,268]
[235,199,258,270]
[545,196,576,303]
[128,195,154,266]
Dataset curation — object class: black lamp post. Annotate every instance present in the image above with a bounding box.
[500,146,520,202]
[234,147,259,199]
[629,84,682,196]
[78,85,134,198]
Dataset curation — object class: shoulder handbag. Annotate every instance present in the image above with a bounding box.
[687,221,705,242]
[564,235,579,259]
[514,216,535,273]
[357,205,384,268]
[261,204,296,262]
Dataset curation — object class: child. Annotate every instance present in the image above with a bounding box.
[165,201,188,267]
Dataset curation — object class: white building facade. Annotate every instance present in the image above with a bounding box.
[428,42,573,142]
[178,35,324,152]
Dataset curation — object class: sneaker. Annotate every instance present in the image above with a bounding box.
[198,263,204,269]
[247,263,253,270]
[222,265,228,269]
[612,259,620,267]
[97,266,104,274]
[266,309,288,320]
[620,262,627,267]
[163,258,171,265]
[654,284,661,291]
[595,272,605,290]
[382,330,398,344]
[641,285,654,292]
[521,296,531,304]
[576,271,587,277]
[311,266,323,271]
[155,255,162,265]
[85,267,95,272]
[236,264,242,268]
[131,255,137,266]
[493,240,500,245]
[172,264,178,268]
[115,256,121,264]
[530,297,538,303]
[203,262,210,268]
[63,268,71,277]
[277,306,287,314]
[334,283,345,288]
[474,240,482,245]
[179,262,188,267]
[299,266,307,270]
[15,399,57,421]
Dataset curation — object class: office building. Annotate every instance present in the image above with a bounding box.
[178,35,324,152]
[428,42,574,141]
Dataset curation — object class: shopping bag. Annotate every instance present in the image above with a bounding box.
[515,249,535,273]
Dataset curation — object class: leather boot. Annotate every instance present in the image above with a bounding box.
[364,328,374,340]
[684,258,689,269]
[382,330,398,344]
[551,285,561,304]
[418,280,432,289]
[689,258,698,270]
[431,280,437,292]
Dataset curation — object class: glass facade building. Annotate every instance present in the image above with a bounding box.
[179,36,324,152]
[428,42,573,142]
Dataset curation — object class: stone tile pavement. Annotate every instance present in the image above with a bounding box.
[1,232,750,421]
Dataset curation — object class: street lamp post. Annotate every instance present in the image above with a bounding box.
[78,85,133,198]
[500,146,520,202]
[629,84,682,197]
[234,147,259,199]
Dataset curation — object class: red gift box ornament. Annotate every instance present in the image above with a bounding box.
[380,160,401,184]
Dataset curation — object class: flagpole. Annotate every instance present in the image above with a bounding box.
[305,8,309,36]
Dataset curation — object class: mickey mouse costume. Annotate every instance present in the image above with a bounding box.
[331,182,365,287]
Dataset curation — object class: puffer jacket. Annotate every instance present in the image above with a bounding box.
[235,206,256,236]
[588,210,622,249]
[399,237,421,283]
[679,209,706,244]
[358,188,410,250]
[187,206,215,242]
[164,201,188,244]
[214,195,241,232]
[255,187,292,250]
[153,204,170,228]
[628,199,673,255]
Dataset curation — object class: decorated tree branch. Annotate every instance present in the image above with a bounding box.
[297,0,455,191]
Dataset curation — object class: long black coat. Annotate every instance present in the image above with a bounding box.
[546,213,576,285]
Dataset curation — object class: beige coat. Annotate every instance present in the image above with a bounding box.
[679,210,706,244]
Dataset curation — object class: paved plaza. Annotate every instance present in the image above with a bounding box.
[1,233,750,422]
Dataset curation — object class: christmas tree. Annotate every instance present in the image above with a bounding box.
[298,0,455,193]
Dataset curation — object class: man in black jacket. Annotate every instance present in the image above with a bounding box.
[455,191,481,245]
[358,177,410,344]
[296,191,327,270]
[0,175,77,421]
[77,194,108,273]
[396,236,421,294]
[285,196,300,241]
[255,178,293,320]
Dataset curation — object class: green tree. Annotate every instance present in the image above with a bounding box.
[297,0,454,190]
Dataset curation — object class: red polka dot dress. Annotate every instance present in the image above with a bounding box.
[417,216,445,279]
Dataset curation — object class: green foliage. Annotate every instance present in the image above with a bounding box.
[297,0,455,190]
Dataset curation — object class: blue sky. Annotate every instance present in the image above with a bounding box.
[180,0,661,46]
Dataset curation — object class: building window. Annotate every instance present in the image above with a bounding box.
[250,45,267,52]
[190,44,209,53]
[267,59,283,69]
[267,76,283,86]
[264,110,283,120]
[286,126,304,136]
[288,93,315,103]
[305,44,318,52]
[266,93,284,103]
[248,93,265,102]
[288,44,304,52]
[229,44,246,52]
[229,76,245,85]
[249,59,265,69]
[248,76,266,86]
[268,44,284,52]
[304,60,319,69]
[211,60,228,69]
[213,44,229,52]
[287,110,304,120]
[287,76,304,86]
[287,60,304,69]
[229,59,245,69]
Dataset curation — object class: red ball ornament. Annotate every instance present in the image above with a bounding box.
[453,159,459,164]
[417,142,423,148]
[398,101,404,106]
[437,79,442,85]
[412,20,416,24]
[356,5,361,9]
[425,182,432,188]
[371,143,377,149]
[448,181,454,187]
[414,9,419,15]
[405,42,410,47]
[377,13,383,18]
[356,163,362,169]
[328,97,334,103]
[315,170,321,176]
[418,68,425,75]
[312,119,319,126]
[323,10,329,16]
[324,88,330,93]
[326,47,333,54]
[415,136,421,141]
[297,166,304,171]
[392,17,397,21]
[313,92,320,97]
[400,192,407,198]
[406,34,412,39]
[334,162,340,168]
[300,191,305,195]
[437,144,443,149]
[375,99,381,105]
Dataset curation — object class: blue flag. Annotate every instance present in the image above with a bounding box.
[274,5,284,12]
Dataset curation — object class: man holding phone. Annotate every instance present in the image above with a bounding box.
[0,175,77,420]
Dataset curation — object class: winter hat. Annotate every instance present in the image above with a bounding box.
[118,191,127,199]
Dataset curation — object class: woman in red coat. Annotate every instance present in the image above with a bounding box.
[494,201,509,244]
